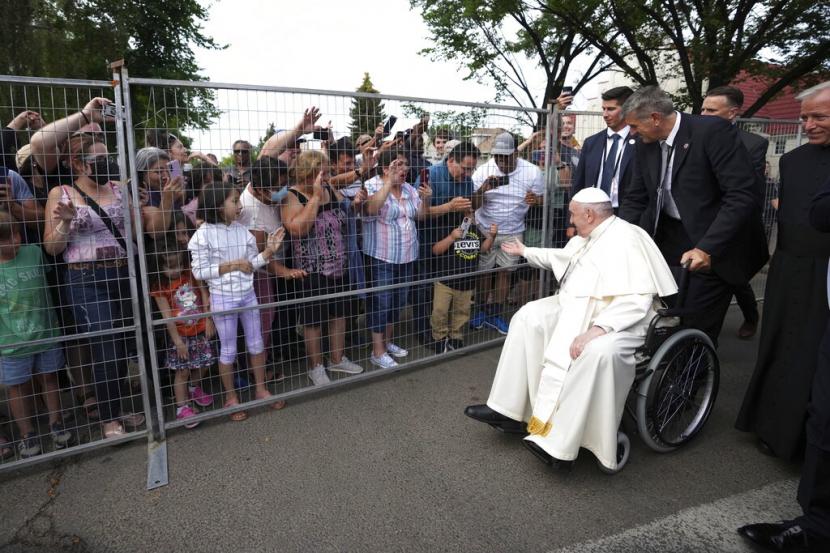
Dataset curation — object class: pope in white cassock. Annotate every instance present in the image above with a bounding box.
[465,188,677,471]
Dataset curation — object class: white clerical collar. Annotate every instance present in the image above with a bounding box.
[664,111,682,148]
[606,126,630,140]
[588,215,616,239]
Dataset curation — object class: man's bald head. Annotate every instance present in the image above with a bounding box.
[569,199,614,237]
[798,82,830,146]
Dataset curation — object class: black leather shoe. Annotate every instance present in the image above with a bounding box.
[757,438,776,457]
[738,520,820,552]
[464,404,526,434]
[738,319,758,339]
[523,441,573,471]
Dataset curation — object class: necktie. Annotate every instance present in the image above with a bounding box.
[653,141,670,235]
[599,134,620,195]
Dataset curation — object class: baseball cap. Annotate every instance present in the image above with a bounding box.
[355,134,372,148]
[16,144,32,172]
[490,132,515,155]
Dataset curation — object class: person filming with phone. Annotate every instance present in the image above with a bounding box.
[470,132,544,335]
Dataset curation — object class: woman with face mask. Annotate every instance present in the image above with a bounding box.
[42,131,145,440]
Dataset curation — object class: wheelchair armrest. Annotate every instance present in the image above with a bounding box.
[657,307,695,318]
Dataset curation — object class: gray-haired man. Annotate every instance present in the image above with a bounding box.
[618,86,767,344]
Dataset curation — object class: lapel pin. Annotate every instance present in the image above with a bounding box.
[629,138,635,145]
[683,143,689,149]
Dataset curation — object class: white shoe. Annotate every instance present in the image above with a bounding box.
[307,364,331,386]
[328,356,364,374]
[370,353,399,369]
[386,342,408,358]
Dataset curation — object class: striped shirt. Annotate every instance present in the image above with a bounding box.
[362,176,421,264]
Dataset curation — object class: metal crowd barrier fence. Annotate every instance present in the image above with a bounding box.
[0,72,153,475]
[0,69,799,488]
[0,69,561,487]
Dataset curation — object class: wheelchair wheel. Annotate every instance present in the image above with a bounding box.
[635,328,719,452]
[598,431,630,474]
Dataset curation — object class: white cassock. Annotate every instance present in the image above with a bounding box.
[486,215,677,470]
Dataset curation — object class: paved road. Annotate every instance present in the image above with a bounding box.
[0,307,803,552]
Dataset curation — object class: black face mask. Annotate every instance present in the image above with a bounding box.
[89,156,120,186]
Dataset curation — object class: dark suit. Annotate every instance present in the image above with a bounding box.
[619,113,768,341]
[739,127,769,189]
[572,128,636,206]
[798,175,830,540]
[732,128,770,325]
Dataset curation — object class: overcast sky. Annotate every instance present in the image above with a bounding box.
[187,0,593,153]
[196,0,498,102]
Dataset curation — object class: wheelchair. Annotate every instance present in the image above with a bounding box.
[600,269,720,474]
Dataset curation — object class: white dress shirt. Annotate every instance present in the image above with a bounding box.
[660,112,683,219]
[595,126,631,208]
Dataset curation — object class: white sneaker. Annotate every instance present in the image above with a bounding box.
[307,364,331,386]
[328,356,364,374]
[386,342,409,358]
[370,353,399,369]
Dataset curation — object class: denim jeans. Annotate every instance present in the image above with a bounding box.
[366,257,413,334]
[66,265,132,422]
[408,254,436,340]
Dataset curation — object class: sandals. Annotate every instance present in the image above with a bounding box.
[103,421,126,439]
[120,412,146,429]
[255,391,286,411]
[223,399,248,422]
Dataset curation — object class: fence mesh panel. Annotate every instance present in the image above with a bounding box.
[123,80,553,430]
[0,77,149,468]
[0,71,802,472]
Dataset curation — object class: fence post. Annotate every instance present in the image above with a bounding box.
[538,102,560,298]
[111,62,170,489]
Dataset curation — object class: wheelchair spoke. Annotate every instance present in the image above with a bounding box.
[652,341,711,441]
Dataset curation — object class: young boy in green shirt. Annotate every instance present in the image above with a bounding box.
[0,212,73,459]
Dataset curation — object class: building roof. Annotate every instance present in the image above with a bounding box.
[731,70,801,120]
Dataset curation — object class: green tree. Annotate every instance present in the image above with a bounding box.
[402,102,489,139]
[348,72,387,140]
[410,0,612,126]
[536,0,830,115]
[0,0,223,140]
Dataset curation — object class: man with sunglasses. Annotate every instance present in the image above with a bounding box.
[228,140,253,187]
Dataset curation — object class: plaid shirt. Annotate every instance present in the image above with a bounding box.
[362,176,421,264]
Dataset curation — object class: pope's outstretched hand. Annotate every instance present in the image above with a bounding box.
[501,237,525,257]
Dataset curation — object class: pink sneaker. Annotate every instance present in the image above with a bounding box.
[189,386,213,407]
[176,404,200,429]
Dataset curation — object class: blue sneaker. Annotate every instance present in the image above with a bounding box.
[470,311,487,330]
[484,314,509,335]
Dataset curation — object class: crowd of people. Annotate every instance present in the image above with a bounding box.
[0,96,576,458]
[2,74,828,549]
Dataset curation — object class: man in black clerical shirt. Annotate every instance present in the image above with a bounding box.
[738,82,830,553]
[736,84,830,463]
